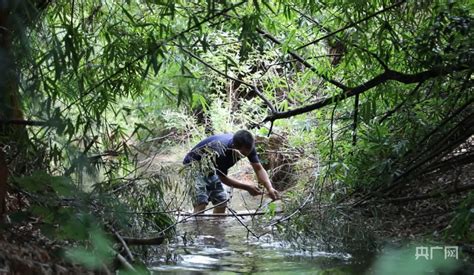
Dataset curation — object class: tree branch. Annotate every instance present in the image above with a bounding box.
[353,100,474,207]
[350,42,389,70]
[0,119,49,126]
[378,81,424,123]
[291,7,331,34]
[352,94,359,146]
[384,183,474,204]
[107,225,135,263]
[387,94,474,179]
[384,111,474,195]
[176,210,282,217]
[181,47,276,113]
[256,28,348,90]
[422,152,474,175]
[263,65,471,122]
[227,206,259,238]
[294,0,407,51]
[122,198,229,245]
[64,0,248,111]
[116,254,136,272]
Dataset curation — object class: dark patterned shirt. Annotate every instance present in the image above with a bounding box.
[183,133,259,175]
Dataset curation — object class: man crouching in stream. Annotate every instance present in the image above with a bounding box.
[183,130,280,214]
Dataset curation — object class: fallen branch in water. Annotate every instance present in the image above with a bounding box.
[176,210,283,217]
[120,236,165,246]
[227,206,259,238]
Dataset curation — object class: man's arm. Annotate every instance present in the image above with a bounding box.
[251,162,280,200]
[218,174,262,196]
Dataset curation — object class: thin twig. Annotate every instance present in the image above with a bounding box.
[64,135,99,176]
[355,110,474,206]
[142,131,175,143]
[256,28,348,90]
[116,253,136,272]
[264,102,339,227]
[350,42,389,70]
[318,100,338,201]
[378,81,424,123]
[294,0,407,51]
[227,206,259,238]
[64,1,248,111]
[180,47,276,114]
[107,225,135,262]
[352,94,359,146]
[177,210,283,217]
[353,94,474,206]
[122,198,230,245]
[101,263,113,275]
[383,183,474,204]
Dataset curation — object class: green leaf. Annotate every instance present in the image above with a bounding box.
[279,99,289,111]
[267,202,277,217]
[121,5,136,24]
[60,216,89,240]
[152,60,162,76]
[50,176,75,196]
[261,0,275,14]
[225,55,239,68]
[67,248,103,269]
[66,229,113,268]
[281,29,296,53]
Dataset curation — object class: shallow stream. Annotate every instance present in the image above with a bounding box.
[149,216,373,274]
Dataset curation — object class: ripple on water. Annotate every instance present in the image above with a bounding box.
[150,217,367,274]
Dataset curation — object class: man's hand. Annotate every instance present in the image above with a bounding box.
[246,185,263,196]
[251,162,280,201]
[267,187,280,201]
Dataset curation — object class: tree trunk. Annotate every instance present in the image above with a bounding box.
[0,3,26,218]
[0,150,6,218]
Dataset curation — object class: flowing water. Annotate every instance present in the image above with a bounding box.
[149,216,374,274]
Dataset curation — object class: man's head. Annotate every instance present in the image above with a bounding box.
[232,130,255,157]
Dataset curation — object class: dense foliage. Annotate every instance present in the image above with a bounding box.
[0,0,472,271]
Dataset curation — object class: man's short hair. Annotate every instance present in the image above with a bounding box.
[233,130,255,149]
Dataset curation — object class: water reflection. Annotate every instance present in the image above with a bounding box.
[150,216,369,274]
